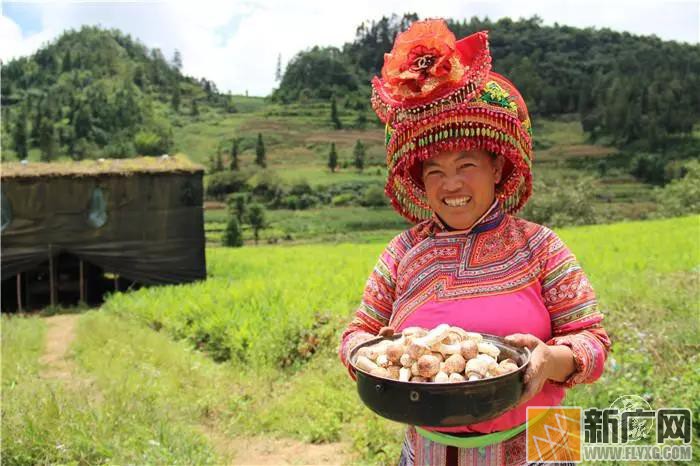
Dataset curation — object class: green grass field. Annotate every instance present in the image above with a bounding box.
[3,215,698,465]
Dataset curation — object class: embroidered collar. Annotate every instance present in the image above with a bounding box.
[426,200,504,237]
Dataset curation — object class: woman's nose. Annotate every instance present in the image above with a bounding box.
[442,175,464,191]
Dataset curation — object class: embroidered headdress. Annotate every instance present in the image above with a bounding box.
[371,19,534,223]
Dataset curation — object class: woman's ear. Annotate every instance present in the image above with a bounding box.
[493,154,505,184]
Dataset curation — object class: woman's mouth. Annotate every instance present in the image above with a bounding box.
[442,196,472,207]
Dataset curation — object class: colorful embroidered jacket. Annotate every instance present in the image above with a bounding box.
[338,201,611,433]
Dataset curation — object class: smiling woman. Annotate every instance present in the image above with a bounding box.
[339,18,610,466]
[422,149,505,230]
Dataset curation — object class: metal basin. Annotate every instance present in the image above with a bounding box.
[349,333,531,427]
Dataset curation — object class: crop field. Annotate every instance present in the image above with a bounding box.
[3,215,698,465]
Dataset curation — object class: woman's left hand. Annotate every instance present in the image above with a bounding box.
[504,333,558,405]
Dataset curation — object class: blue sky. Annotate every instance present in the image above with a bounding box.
[2,0,698,97]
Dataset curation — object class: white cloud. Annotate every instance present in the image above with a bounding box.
[1,0,698,96]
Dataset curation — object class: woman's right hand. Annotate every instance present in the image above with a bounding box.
[378,326,396,338]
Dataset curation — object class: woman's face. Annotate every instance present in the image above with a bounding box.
[421,149,505,230]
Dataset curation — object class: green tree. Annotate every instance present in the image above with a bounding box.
[171,83,181,112]
[227,192,248,223]
[353,140,365,172]
[190,98,199,117]
[330,95,342,129]
[38,117,58,161]
[12,106,29,160]
[328,142,338,172]
[230,138,240,171]
[255,133,266,168]
[246,203,266,245]
[222,215,243,247]
[73,102,92,140]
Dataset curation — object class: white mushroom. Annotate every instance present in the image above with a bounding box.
[460,340,479,360]
[376,354,390,368]
[432,371,449,383]
[386,365,401,380]
[477,341,501,359]
[464,332,483,342]
[444,353,467,374]
[399,367,411,382]
[408,324,451,358]
[436,342,462,356]
[355,356,379,373]
[475,353,499,371]
[449,372,466,383]
[465,358,490,381]
[417,354,441,378]
[400,353,415,368]
[386,342,405,364]
[370,367,390,378]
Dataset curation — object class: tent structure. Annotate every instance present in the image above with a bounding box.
[1,154,206,311]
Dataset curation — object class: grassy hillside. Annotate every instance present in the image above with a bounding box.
[4,215,698,465]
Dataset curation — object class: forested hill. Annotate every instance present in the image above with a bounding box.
[275,14,700,151]
[1,26,234,161]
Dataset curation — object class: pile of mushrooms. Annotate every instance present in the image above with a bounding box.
[353,324,520,383]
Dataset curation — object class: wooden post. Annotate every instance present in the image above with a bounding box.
[114,274,119,292]
[48,246,56,307]
[79,260,85,304]
[16,273,22,312]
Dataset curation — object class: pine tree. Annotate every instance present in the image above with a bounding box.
[191,98,199,117]
[275,53,282,81]
[328,142,338,172]
[230,138,239,171]
[353,140,365,172]
[172,49,183,71]
[222,215,243,247]
[255,133,266,168]
[246,203,266,245]
[330,95,342,129]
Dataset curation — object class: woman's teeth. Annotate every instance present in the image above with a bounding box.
[443,196,471,207]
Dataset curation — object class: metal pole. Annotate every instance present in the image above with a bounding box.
[48,246,56,307]
[16,273,22,312]
[79,260,85,303]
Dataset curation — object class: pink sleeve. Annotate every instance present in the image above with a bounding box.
[338,234,403,381]
[539,230,611,388]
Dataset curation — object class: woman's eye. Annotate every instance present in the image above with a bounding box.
[459,163,475,169]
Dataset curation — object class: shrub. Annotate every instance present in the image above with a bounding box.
[521,176,598,227]
[654,160,700,217]
[359,185,388,207]
[206,171,249,199]
[331,193,356,206]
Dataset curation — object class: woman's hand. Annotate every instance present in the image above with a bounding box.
[504,333,576,405]
[377,326,396,338]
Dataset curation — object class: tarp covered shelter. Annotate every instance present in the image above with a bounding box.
[1,154,206,310]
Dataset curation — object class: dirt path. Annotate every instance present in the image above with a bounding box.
[39,313,81,380]
[202,423,352,466]
[38,313,351,465]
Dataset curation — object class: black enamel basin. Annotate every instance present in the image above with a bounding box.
[349,333,531,427]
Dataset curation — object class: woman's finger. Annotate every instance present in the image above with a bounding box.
[504,333,540,349]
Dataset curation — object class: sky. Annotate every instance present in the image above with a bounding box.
[1,0,698,97]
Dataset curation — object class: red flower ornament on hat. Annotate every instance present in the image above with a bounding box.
[381,20,467,101]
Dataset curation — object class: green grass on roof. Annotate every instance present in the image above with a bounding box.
[1,154,203,179]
